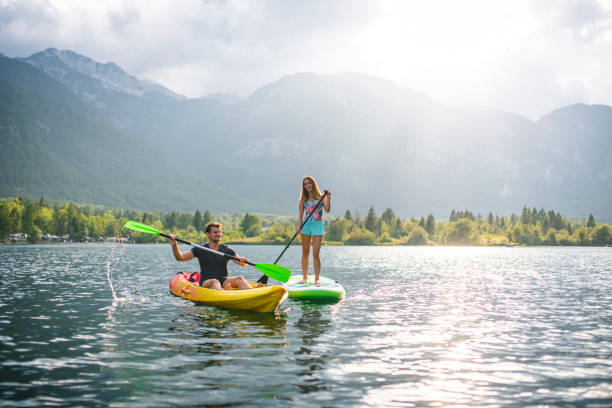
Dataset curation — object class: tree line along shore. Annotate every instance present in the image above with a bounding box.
[1,197,611,246]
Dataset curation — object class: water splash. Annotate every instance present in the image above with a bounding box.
[105,239,125,304]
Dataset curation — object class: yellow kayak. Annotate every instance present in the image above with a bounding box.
[169,272,288,313]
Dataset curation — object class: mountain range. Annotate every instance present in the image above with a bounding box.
[1,48,611,220]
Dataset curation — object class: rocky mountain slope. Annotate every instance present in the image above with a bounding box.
[2,49,610,219]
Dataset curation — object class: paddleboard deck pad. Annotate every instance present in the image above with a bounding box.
[284,275,345,301]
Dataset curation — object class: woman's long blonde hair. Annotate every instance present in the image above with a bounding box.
[299,176,323,205]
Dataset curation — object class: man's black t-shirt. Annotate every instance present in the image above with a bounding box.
[191,244,236,286]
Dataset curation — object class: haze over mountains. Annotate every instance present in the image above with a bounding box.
[1,48,611,220]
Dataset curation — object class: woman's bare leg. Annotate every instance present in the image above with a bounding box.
[312,235,323,285]
[300,234,311,283]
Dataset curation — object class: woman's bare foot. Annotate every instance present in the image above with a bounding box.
[256,282,264,287]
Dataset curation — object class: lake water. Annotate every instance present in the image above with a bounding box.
[0,244,611,407]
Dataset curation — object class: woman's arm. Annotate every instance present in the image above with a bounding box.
[323,189,332,213]
[297,202,304,232]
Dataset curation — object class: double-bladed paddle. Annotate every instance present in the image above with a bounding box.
[123,221,291,282]
[257,191,328,284]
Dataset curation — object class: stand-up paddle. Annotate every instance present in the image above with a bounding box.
[123,221,291,282]
[257,191,328,284]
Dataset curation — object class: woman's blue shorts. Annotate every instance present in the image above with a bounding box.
[301,220,325,236]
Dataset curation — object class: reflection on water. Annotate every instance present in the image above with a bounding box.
[168,305,288,353]
[1,245,611,407]
[294,302,333,394]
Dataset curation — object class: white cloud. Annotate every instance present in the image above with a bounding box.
[1,0,611,118]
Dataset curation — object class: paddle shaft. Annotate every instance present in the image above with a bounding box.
[257,191,327,284]
[160,232,255,266]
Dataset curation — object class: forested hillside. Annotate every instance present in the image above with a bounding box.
[2,50,611,220]
[2,198,610,246]
[0,55,243,211]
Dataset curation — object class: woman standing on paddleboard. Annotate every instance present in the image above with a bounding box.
[298,176,331,285]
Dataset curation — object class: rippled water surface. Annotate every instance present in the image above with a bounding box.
[1,244,611,407]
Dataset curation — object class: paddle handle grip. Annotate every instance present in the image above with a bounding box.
[160,233,255,266]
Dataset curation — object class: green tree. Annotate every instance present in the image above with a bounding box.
[9,207,20,233]
[0,204,10,239]
[404,226,428,245]
[487,212,494,225]
[445,218,476,244]
[378,232,393,243]
[203,210,212,226]
[365,206,378,233]
[21,201,36,235]
[592,225,610,245]
[261,222,293,243]
[381,208,396,226]
[531,207,538,224]
[543,229,558,245]
[345,227,376,245]
[142,212,156,226]
[344,210,353,221]
[66,203,86,238]
[193,210,203,232]
[520,206,532,224]
[240,213,262,237]
[103,211,118,237]
[164,211,178,230]
[537,208,549,232]
[587,214,596,228]
[53,207,67,236]
[556,229,572,245]
[27,225,42,242]
[510,223,536,245]
[327,218,352,242]
[393,218,403,238]
[88,215,104,238]
[176,213,192,230]
[571,226,589,246]
[425,214,436,236]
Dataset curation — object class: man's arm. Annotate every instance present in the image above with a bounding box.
[227,246,248,266]
[169,235,194,261]
[232,256,248,266]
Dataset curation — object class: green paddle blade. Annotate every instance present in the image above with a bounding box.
[255,263,291,283]
[124,221,161,235]
[123,220,290,282]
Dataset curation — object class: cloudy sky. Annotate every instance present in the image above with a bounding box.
[1,0,611,119]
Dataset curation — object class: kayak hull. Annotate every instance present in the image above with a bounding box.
[169,272,288,313]
[284,275,345,301]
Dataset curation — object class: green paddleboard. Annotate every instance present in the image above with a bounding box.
[284,275,345,301]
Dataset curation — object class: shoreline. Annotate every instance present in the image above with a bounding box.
[3,241,610,247]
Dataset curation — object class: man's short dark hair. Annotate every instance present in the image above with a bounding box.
[205,222,222,233]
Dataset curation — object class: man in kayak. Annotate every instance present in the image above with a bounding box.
[169,222,262,290]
